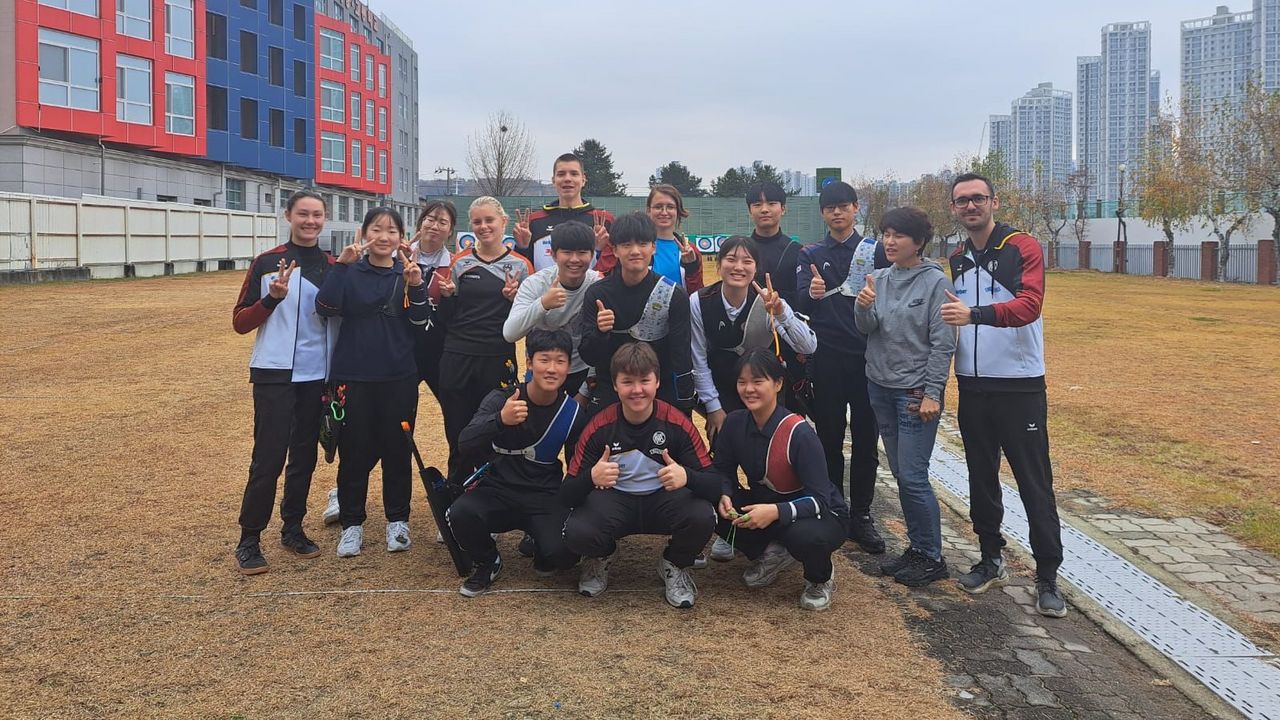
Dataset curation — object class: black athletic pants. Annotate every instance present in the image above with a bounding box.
[957,386,1063,581]
[415,333,445,402]
[446,482,577,571]
[809,348,879,515]
[562,488,716,569]
[238,380,325,536]
[717,512,847,583]
[336,376,418,529]
[438,350,517,485]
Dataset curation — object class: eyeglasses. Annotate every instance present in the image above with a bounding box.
[420,215,451,227]
[952,195,992,208]
[649,203,677,212]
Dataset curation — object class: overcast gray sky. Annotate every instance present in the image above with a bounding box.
[377,0,1231,192]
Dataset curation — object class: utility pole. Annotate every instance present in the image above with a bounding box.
[434,166,455,195]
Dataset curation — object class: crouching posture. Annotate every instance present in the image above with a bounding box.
[713,349,848,610]
[561,343,720,608]
[446,329,587,596]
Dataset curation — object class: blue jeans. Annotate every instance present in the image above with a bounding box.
[867,381,943,561]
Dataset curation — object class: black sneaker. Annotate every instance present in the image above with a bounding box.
[236,538,268,575]
[879,549,913,577]
[1035,578,1068,618]
[849,514,886,554]
[280,529,321,559]
[517,533,536,558]
[957,556,1010,594]
[460,556,503,598]
[893,550,949,587]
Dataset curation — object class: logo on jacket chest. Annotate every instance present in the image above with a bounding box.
[908,298,924,308]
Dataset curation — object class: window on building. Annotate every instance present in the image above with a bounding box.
[292,5,306,40]
[319,28,343,71]
[350,44,359,82]
[38,0,97,16]
[365,144,374,180]
[293,60,307,97]
[165,0,194,57]
[240,98,258,139]
[377,107,385,141]
[338,195,349,222]
[326,0,341,20]
[293,118,306,153]
[267,46,284,86]
[364,99,373,136]
[117,0,152,40]
[206,12,227,60]
[268,108,284,147]
[378,150,386,184]
[351,139,361,177]
[207,84,227,130]
[38,30,100,111]
[364,55,373,91]
[226,178,245,210]
[115,55,151,124]
[353,197,363,219]
[319,81,344,122]
[349,92,360,130]
[239,0,255,8]
[321,132,345,173]
[157,194,178,202]
[377,63,386,97]
[193,198,212,207]
[165,72,195,135]
[239,31,257,74]
[268,0,283,24]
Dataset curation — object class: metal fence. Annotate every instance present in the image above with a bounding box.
[1089,245,1114,273]
[1221,245,1258,284]
[1125,244,1155,276]
[1169,246,1201,280]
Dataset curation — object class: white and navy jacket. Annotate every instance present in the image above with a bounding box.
[233,242,338,384]
[948,223,1047,391]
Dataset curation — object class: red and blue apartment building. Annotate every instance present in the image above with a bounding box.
[0,0,418,238]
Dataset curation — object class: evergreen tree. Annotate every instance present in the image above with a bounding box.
[649,161,706,197]
[573,138,626,196]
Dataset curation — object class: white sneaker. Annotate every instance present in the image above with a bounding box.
[578,553,614,597]
[386,521,411,552]
[435,529,444,543]
[800,568,835,611]
[743,541,797,588]
[336,525,364,557]
[710,536,735,562]
[322,488,340,525]
[692,553,708,569]
[658,557,698,609]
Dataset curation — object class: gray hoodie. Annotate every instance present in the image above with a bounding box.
[853,260,956,401]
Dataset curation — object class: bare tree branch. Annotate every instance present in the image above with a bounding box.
[465,111,537,197]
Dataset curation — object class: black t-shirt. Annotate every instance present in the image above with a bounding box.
[440,248,532,356]
[456,384,586,492]
[750,230,802,306]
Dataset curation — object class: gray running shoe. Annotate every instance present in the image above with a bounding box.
[1035,578,1068,618]
[709,536,735,562]
[322,487,340,525]
[578,553,614,597]
[658,557,698,609]
[800,571,835,611]
[336,525,364,557]
[957,556,1009,594]
[386,521,411,552]
[743,541,797,588]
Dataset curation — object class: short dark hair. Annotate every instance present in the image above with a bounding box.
[608,212,656,246]
[361,206,405,238]
[733,348,786,383]
[879,207,934,254]
[286,189,326,212]
[745,182,787,207]
[416,200,457,232]
[610,342,660,382]
[951,172,996,198]
[716,235,757,265]
[554,153,583,172]
[526,328,573,359]
[818,181,858,209]
[550,220,595,252]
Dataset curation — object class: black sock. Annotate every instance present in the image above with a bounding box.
[240,529,260,545]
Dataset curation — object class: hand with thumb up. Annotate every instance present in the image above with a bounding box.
[856,273,877,308]
[939,288,971,327]
[657,448,688,491]
[595,298,615,333]
[591,445,620,488]
[500,387,529,426]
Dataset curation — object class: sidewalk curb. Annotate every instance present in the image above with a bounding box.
[926,427,1246,720]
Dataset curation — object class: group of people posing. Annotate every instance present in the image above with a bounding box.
[231,152,1067,617]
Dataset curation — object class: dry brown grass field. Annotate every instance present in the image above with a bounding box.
[0,272,964,719]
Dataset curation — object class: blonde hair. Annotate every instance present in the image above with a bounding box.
[469,195,507,218]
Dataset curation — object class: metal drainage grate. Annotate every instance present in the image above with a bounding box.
[928,445,1280,720]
